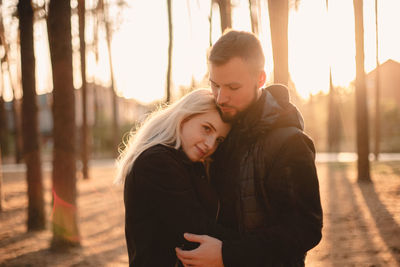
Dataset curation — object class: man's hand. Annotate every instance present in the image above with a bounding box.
[175,233,224,267]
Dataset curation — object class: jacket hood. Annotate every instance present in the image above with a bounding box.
[235,84,304,137]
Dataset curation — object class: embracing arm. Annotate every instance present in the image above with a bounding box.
[221,133,323,266]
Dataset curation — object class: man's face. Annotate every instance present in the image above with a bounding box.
[209,57,264,122]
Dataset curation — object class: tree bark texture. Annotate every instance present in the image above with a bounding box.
[166,0,172,103]
[101,0,119,156]
[0,93,7,155]
[0,148,3,212]
[374,0,380,160]
[0,17,23,163]
[268,0,289,86]
[249,0,259,35]
[47,0,80,247]
[326,0,342,152]
[18,0,46,230]
[327,69,342,152]
[216,0,232,33]
[78,0,89,178]
[353,0,371,182]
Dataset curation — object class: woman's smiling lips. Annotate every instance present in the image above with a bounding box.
[195,145,206,158]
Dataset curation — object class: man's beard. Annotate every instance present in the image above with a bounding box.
[218,85,260,123]
[219,108,240,123]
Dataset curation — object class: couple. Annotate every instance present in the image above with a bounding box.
[116,30,323,267]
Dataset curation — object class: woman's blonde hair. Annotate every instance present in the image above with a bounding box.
[114,89,218,184]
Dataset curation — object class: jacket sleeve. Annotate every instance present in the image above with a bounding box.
[221,133,323,266]
[126,149,237,249]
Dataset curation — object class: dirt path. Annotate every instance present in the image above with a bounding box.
[306,162,400,267]
[0,164,127,266]
[1,161,399,266]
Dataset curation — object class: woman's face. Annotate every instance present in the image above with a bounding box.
[180,110,231,162]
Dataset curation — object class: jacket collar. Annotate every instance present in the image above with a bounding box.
[233,85,304,136]
[176,146,206,172]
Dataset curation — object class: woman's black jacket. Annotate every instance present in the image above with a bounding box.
[124,144,235,267]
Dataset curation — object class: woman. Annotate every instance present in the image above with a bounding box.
[115,89,232,267]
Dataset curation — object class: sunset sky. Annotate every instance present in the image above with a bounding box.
[2,0,400,103]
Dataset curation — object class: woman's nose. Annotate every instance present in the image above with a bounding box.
[204,136,216,150]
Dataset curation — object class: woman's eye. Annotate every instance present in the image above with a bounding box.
[203,125,211,133]
[216,137,225,144]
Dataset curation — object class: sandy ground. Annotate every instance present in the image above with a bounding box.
[306,162,400,267]
[0,164,127,267]
[1,161,399,267]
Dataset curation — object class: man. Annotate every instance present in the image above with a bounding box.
[176,30,323,266]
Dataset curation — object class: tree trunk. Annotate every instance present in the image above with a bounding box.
[93,5,100,65]
[6,63,23,164]
[92,8,99,126]
[106,19,119,158]
[101,0,119,157]
[353,0,371,182]
[11,95,23,163]
[0,14,23,163]
[249,0,259,35]
[326,0,341,152]
[166,0,172,103]
[268,0,289,86]
[18,0,46,231]
[93,84,100,127]
[209,1,213,47]
[216,0,231,33]
[0,88,7,156]
[47,0,80,248]
[374,0,380,161]
[0,147,2,212]
[0,2,3,206]
[0,29,7,156]
[327,69,342,152]
[78,0,89,178]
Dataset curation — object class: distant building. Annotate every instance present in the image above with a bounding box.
[4,83,151,134]
[365,59,400,152]
[366,59,400,107]
[75,83,151,127]
[38,93,53,135]
[4,100,16,132]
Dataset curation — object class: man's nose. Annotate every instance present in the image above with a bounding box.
[216,88,229,105]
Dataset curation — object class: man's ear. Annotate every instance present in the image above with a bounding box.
[258,70,266,88]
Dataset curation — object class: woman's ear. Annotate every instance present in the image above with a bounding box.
[258,70,266,88]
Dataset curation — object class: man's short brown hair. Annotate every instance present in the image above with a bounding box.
[208,30,265,72]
